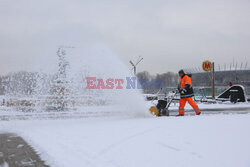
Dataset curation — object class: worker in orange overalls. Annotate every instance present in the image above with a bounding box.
[177,70,201,116]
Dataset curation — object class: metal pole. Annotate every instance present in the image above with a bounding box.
[212,62,215,100]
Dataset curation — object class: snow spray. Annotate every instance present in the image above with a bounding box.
[28,43,149,117]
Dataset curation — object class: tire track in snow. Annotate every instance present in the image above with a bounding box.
[157,142,181,151]
[96,127,159,158]
[157,142,203,159]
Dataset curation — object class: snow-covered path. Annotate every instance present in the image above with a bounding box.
[1,114,250,167]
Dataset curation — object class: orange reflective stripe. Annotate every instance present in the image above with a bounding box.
[194,106,200,111]
[179,107,185,111]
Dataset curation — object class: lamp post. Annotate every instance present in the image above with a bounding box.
[129,56,143,75]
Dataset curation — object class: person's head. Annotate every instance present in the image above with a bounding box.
[178,69,185,77]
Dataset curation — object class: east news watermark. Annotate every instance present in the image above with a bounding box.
[86,77,163,90]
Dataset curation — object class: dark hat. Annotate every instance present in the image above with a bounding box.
[178,69,185,74]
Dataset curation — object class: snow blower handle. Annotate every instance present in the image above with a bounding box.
[173,90,178,96]
[165,90,178,110]
[173,89,179,94]
[151,88,162,103]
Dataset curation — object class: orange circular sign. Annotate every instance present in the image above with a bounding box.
[202,60,212,71]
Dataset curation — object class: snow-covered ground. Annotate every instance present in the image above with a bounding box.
[1,113,250,167]
[1,102,250,121]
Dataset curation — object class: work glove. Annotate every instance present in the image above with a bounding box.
[179,88,187,95]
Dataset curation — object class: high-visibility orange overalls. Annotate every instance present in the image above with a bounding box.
[178,75,200,115]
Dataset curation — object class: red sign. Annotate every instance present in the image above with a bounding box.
[202,61,212,71]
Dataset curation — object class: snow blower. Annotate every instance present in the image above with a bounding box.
[149,90,178,116]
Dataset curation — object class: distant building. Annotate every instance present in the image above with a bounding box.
[191,70,250,87]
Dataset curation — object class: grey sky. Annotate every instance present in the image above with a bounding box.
[0,0,250,75]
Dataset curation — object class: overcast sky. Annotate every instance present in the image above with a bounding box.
[0,0,250,75]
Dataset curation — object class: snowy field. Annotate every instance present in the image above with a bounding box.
[1,113,250,167]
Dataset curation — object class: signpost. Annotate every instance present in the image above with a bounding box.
[202,60,215,99]
[212,62,215,99]
[202,60,212,71]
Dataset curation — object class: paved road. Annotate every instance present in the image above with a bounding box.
[0,133,49,167]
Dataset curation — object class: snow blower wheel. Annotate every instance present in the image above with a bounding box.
[161,108,169,116]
